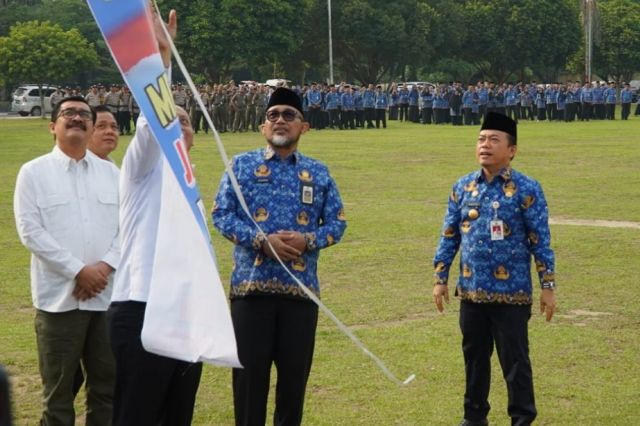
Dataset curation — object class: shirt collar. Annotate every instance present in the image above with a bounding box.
[52,144,90,171]
[475,166,512,182]
[263,145,299,163]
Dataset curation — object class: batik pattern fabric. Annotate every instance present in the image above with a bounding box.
[433,167,555,305]
[213,146,346,300]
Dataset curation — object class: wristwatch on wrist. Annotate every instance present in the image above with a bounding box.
[254,232,267,250]
[541,281,555,290]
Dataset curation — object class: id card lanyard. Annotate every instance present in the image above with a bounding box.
[490,201,504,241]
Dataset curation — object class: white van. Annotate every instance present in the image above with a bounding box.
[11,85,58,116]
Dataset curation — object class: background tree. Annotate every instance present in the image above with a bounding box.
[328,0,436,84]
[459,0,580,82]
[156,0,309,83]
[0,0,637,93]
[593,0,640,82]
[0,20,97,115]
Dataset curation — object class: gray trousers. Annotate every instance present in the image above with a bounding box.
[35,309,115,426]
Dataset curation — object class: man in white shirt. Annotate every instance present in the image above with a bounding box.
[14,96,120,425]
[88,105,120,162]
[107,10,203,426]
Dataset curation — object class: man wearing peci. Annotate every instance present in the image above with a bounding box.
[212,87,347,426]
[432,112,556,426]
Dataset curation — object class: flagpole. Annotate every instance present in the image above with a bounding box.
[585,0,592,83]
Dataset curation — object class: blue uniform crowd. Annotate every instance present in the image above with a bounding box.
[292,80,639,129]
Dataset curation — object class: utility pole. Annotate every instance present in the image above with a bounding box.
[585,0,593,83]
[328,0,334,85]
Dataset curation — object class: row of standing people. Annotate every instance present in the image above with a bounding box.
[172,83,270,134]
[296,80,639,129]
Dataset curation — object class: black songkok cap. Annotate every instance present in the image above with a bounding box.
[267,87,303,115]
[481,112,517,144]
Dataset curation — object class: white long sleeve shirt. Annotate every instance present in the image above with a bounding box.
[111,115,164,302]
[14,146,120,312]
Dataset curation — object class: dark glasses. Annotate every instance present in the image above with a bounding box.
[265,109,301,122]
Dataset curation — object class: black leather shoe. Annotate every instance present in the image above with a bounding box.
[458,420,489,426]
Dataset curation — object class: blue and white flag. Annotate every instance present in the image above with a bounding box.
[86,0,240,367]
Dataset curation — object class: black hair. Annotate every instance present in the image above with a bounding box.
[93,104,116,120]
[51,96,96,124]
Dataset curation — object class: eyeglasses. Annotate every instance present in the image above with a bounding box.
[265,109,301,123]
[58,109,93,121]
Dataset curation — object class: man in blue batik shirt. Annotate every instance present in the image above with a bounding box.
[213,87,346,426]
[604,81,617,120]
[306,83,322,129]
[432,112,556,426]
[620,82,633,120]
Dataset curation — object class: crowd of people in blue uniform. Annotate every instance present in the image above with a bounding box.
[56,79,638,136]
[294,80,639,129]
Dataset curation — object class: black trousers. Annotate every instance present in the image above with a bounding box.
[231,297,318,426]
[364,108,375,128]
[398,103,409,121]
[422,107,433,124]
[108,301,202,426]
[355,110,364,127]
[605,103,616,120]
[308,107,320,129]
[545,103,555,121]
[408,105,420,122]
[460,301,536,426]
[462,107,473,125]
[118,111,131,134]
[0,364,12,426]
[341,110,355,129]
[621,103,631,120]
[328,109,341,128]
[388,105,398,120]
[375,109,387,128]
[564,103,575,122]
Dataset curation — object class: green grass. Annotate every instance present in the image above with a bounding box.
[1,115,639,425]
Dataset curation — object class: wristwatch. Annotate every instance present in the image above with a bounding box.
[541,281,555,290]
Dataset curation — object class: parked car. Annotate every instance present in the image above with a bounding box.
[405,81,435,91]
[265,78,291,88]
[629,80,639,103]
[11,85,58,116]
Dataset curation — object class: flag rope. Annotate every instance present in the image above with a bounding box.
[153,1,415,387]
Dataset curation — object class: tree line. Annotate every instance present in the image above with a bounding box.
[1,0,639,92]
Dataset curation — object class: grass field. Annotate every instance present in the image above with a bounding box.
[1,115,639,425]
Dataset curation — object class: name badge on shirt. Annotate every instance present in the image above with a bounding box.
[301,183,314,205]
[490,220,504,241]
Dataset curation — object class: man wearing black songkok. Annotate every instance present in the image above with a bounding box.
[432,112,556,426]
[213,87,347,426]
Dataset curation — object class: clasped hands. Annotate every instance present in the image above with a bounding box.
[261,231,306,261]
[73,261,114,301]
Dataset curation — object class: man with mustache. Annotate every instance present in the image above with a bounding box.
[432,112,556,426]
[14,96,120,425]
[213,87,347,425]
